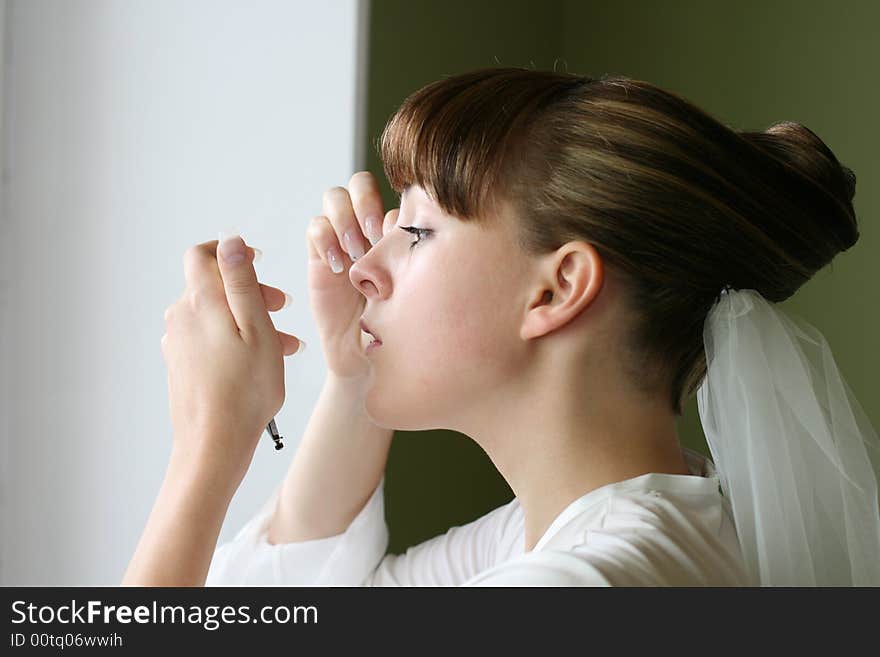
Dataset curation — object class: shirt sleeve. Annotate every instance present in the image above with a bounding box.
[205,476,389,586]
[206,476,521,587]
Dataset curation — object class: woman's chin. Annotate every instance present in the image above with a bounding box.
[362,387,430,432]
[361,383,391,429]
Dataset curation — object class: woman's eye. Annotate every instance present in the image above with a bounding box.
[399,226,432,250]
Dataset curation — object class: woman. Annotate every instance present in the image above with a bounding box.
[123,67,880,587]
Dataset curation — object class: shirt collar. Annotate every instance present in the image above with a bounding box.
[530,447,721,552]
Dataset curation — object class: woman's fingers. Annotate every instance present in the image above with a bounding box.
[322,185,366,264]
[170,240,302,356]
[383,208,400,236]
[302,172,406,277]
[276,330,304,356]
[180,243,292,315]
[347,171,386,247]
[257,284,302,355]
[306,171,387,274]
[305,204,401,275]
[259,282,291,312]
[306,215,346,273]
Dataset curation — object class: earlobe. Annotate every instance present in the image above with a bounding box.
[519,242,604,342]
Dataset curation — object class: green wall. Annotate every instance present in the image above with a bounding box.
[366,0,880,554]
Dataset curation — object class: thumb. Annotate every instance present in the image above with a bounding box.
[217,230,272,340]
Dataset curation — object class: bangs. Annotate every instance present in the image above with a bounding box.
[377,67,590,224]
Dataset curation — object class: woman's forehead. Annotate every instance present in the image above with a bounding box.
[402,183,428,204]
[400,182,510,232]
[401,184,442,217]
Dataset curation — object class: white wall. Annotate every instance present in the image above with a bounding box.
[0,0,370,585]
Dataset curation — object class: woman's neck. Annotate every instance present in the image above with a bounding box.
[457,363,691,555]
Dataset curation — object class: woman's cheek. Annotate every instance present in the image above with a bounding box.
[362,336,465,431]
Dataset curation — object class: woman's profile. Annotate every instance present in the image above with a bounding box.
[124,67,880,587]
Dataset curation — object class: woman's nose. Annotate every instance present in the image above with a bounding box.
[349,239,385,298]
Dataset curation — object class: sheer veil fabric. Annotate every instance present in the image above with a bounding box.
[697,287,880,586]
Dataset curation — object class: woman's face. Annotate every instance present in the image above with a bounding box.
[348,184,534,431]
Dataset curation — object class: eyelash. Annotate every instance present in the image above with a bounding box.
[399,226,432,250]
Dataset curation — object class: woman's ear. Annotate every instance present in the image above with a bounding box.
[520,241,604,341]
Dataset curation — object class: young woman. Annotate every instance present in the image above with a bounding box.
[123,67,880,587]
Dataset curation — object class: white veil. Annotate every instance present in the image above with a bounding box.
[697,286,880,586]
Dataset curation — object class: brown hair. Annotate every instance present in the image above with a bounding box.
[376,67,859,415]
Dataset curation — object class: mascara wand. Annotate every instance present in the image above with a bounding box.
[266,418,284,450]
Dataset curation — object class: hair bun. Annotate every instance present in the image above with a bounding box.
[741,121,858,251]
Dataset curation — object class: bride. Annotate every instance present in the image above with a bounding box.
[123,67,880,587]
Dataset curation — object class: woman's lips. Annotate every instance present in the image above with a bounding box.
[359,318,381,342]
[360,319,382,354]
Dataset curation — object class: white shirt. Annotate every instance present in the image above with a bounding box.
[205,447,750,586]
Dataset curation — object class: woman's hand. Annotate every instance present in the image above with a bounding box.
[161,235,303,486]
[307,171,398,381]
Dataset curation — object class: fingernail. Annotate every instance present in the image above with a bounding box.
[327,247,344,274]
[344,229,366,260]
[218,229,245,265]
[297,339,307,354]
[252,247,262,263]
[365,216,381,246]
[282,292,293,309]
